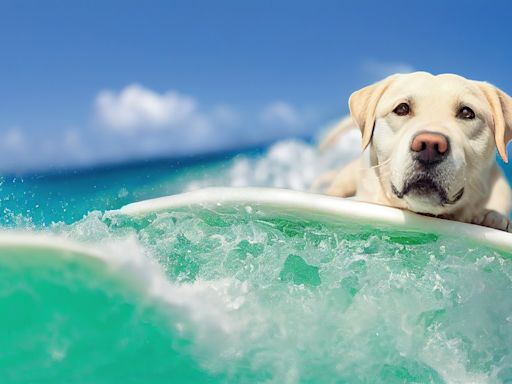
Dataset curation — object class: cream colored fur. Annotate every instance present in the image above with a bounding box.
[320,72,512,232]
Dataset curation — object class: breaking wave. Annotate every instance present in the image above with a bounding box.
[1,131,512,383]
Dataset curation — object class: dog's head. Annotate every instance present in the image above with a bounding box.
[350,72,512,215]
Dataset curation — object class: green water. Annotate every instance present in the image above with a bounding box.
[0,249,220,384]
[2,205,512,383]
[1,148,512,383]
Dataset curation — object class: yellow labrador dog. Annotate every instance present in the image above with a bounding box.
[321,72,512,232]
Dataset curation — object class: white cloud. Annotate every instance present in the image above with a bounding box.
[0,127,93,172]
[95,84,205,131]
[0,86,320,172]
[261,101,300,127]
[2,128,26,152]
[93,85,311,160]
[211,105,239,126]
[362,60,414,79]
[62,128,92,163]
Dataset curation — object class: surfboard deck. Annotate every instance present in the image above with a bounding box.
[120,187,512,253]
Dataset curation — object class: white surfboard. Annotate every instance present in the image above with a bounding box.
[0,232,104,259]
[120,187,512,253]
[0,232,117,291]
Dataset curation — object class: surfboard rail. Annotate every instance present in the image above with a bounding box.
[0,232,103,259]
[120,187,512,253]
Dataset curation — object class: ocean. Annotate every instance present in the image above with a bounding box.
[2,136,512,383]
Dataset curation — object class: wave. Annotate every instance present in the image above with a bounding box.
[0,131,360,227]
[2,202,511,382]
[184,130,362,192]
[2,132,512,382]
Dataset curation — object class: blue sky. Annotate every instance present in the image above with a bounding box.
[0,0,511,171]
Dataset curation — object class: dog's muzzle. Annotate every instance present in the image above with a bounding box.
[392,174,464,206]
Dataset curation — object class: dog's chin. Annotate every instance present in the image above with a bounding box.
[391,176,464,214]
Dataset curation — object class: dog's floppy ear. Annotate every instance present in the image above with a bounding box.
[476,82,512,163]
[349,75,398,150]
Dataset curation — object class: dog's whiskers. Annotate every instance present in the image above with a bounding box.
[369,159,391,170]
[359,159,391,173]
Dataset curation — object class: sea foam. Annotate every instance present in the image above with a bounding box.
[44,204,512,383]
[2,129,511,382]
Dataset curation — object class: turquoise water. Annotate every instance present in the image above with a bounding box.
[1,144,512,383]
[0,156,231,226]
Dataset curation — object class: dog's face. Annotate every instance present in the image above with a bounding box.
[350,72,512,215]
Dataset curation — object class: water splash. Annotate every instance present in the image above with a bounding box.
[1,133,512,382]
[5,204,506,383]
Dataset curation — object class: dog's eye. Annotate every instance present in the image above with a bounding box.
[457,106,475,120]
[393,103,410,116]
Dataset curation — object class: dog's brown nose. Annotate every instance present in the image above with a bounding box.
[410,132,449,165]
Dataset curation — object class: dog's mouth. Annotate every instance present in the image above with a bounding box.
[392,175,464,206]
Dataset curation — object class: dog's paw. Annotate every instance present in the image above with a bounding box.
[471,210,512,232]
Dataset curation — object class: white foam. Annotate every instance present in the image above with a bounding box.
[4,198,511,381]
[0,229,247,341]
[185,130,361,192]
[87,237,247,335]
